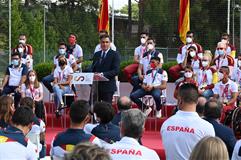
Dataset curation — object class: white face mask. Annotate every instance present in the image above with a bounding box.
[221,39,228,44]
[140,38,146,44]
[147,44,154,51]
[198,53,203,59]
[202,61,209,67]
[18,47,24,53]
[238,60,241,67]
[218,72,224,81]
[189,51,196,57]
[19,40,26,44]
[29,76,36,82]
[186,37,192,43]
[184,72,193,78]
[59,48,66,55]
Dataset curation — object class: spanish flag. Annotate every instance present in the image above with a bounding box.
[178,0,190,44]
[98,0,109,33]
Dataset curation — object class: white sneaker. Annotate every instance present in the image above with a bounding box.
[156,110,162,118]
[144,107,152,116]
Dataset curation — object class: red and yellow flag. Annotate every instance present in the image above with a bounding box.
[178,0,190,44]
[98,0,109,33]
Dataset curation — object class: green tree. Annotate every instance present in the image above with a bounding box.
[120,3,139,20]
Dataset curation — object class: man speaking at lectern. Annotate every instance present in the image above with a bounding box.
[91,34,120,104]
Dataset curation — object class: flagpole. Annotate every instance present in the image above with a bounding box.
[111,0,114,44]
[227,0,230,34]
[9,0,11,64]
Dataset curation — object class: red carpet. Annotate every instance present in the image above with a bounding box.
[45,128,166,159]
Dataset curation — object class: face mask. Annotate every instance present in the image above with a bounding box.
[18,48,23,53]
[198,53,203,59]
[186,37,192,43]
[68,37,76,45]
[140,38,146,44]
[59,60,65,66]
[202,61,209,67]
[59,48,65,55]
[29,76,36,82]
[217,49,224,56]
[218,72,224,80]
[189,51,196,57]
[19,40,26,44]
[184,72,192,78]
[11,59,19,66]
[147,44,154,51]
[238,60,241,67]
[150,62,156,69]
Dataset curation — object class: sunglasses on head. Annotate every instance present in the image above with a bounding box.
[217,48,224,50]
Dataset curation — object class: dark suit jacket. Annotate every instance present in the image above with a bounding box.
[204,118,237,157]
[91,49,120,93]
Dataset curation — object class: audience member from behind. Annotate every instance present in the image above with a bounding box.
[1,52,28,107]
[203,99,236,158]
[232,139,241,160]
[21,70,45,120]
[161,83,215,160]
[20,97,46,158]
[90,102,121,143]
[0,106,37,159]
[105,109,160,160]
[189,136,229,160]
[196,96,207,117]
[111,96,132,126]
[65,142,111,160]
[0,95,15,129]
[50,100,102,159]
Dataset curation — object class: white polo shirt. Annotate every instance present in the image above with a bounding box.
[196,67,216,89]
[213,79,238,102]
[134,45,146,58]
[232,139,241,160]
[231,67,241,87]
[105,137,160,160]
[6,64,28,86]
[143,69,168,86]
[54,54,76,68]
[213,55,234,71]
[161,111,215,160]
[21,83,43,100]
[53,65,73,83]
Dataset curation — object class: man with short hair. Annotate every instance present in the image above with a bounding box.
[161,83,215,160]
[215,33,236,58]
[213,41,234,73]
[17,34,33,57]
[0,106,38,159]
[169,30,203,81]
[1,52,28,107]
[203,99,237,158]
[123,32,149,82]
[213,66,238,122]
[196,96,207,117]
[94,30,116,53]
[111,96,132,126]
[50,100,102,159]
[105,109,160,160]
[67,33,83,71]
[91,34,120,103]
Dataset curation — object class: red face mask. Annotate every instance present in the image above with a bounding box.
[150,62,156,69]
[68,37,76,45]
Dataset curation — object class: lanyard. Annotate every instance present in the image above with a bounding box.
[58,71,64,82]
[217,57,225,70]
[221,84,229,98]
[29,85,35,99]
[202,70,207,84]
[151,69,159,84]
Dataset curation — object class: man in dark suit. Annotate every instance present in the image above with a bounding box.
[91,34,120,104]
[203,99,237,158]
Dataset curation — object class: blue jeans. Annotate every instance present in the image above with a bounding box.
[131,75,142,93]
[201,89,214,99]
[42,74,54,93]
[53,84,72,108]
[130,88,162,111]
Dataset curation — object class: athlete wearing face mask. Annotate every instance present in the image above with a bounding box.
[16,34,33,57]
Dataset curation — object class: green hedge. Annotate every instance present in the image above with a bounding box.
[34,61,177,82]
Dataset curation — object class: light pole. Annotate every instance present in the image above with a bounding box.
[234,4,241,53]
[9,0,11,64]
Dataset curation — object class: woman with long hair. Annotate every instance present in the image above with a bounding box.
[21,70,45,120]
[0,95,15,129]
